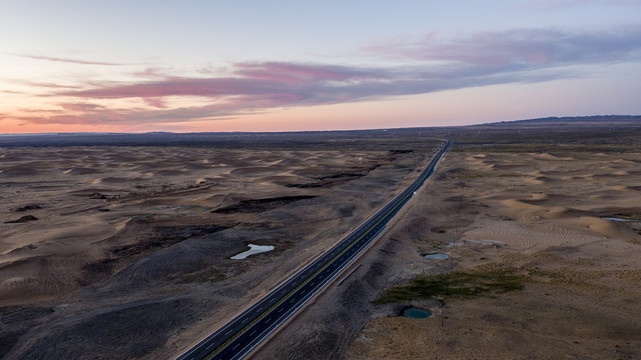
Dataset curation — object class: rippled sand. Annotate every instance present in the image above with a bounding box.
[0,146,390,307]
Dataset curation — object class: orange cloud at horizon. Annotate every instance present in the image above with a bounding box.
[0,117,131,134]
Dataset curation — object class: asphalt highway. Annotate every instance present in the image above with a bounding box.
[175,140,450,360]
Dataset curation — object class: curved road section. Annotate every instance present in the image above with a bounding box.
[175,140,450,360]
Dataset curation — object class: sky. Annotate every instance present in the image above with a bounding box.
[1,0,640,133]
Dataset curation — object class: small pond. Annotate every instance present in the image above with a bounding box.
[231,244,274,259]
[402,307,432,319]
[424,253,449,260]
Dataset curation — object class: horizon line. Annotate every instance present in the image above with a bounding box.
[1,114,639,136]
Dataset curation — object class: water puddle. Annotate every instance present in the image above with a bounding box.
[602,217,637,222]
[424,253,449,260]
[231,244,275,259]
[402,307,432,319]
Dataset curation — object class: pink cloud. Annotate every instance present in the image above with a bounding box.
[13,53,136,66]
[56,77,263,98]
[143,97,167,108]
[9,108,151,126]
[15,108,64,114]
[9,99,265,127]
[233,62,375,84]
[56,62,388,101]
[59,103,104,112]
[14,80,82,89]
[132,67,175,79]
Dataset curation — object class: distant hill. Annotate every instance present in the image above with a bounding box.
[0,128,439,149]
[493,115,641,125]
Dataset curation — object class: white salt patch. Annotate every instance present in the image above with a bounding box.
[231,244,274,259]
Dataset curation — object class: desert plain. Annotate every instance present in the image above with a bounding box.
[2,118,641,359]
[346,149,641,360]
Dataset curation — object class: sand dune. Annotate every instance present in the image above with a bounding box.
[529,193,548,200]
[613,158,639,164]
[349,148,641,360]
[578,216,626,238]
[0,146,398,308]
[608,185,636,192]
[501,199,543,210]
[523,176,547,184]
[230,166,290,177]
[532,153,576,161]
[454,151,641,253]
[5,139,641,359]
[0,167,44,178]
[62,168,101,175]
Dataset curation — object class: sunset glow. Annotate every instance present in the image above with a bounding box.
[2,1,640,133]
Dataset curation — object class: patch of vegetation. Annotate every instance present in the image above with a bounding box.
[373,267,524,305]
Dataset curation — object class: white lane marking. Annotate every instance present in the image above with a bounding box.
[206,342,216,350]
[278,308,284,313]
[250,330,256,336]
[233,343,240,350]
[224,329,233,336]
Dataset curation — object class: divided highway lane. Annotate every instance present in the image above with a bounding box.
[175,140,450,360]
